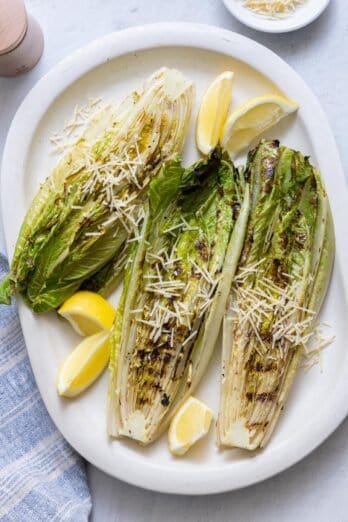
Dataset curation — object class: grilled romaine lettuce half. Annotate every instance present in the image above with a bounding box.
[108,150,250,445]
[0,68,194,312]
[217,140,334,450]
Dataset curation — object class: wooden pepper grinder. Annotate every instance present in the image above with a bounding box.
[0,0,44,77]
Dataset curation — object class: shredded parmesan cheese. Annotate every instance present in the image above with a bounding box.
[242,0,306,18]
[231,258,334,364]
[132,234,220,358]
[301,326,335,371]
[50,97,104,154]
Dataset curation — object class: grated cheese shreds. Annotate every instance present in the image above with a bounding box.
[243,0,306,18]
[231,258,333,363]
[301,326,335,372]
[50,97,104,154]
[138,243,220,348]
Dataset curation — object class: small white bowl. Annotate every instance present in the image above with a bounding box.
[222,0,331,33]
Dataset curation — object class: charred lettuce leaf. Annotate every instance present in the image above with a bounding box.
[217,140,334,450]
[0,68,194,312]
[108,150,250,444]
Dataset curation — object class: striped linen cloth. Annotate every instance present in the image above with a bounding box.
[0,256,91,521]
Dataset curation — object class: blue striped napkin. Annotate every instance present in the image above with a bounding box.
[0,256,91,521]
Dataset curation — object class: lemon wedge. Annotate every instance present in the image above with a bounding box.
[196,71,234,155]
[58,291,116,336]
[57,331,111,397]
[221,94,299,158]
[168,396,213,456]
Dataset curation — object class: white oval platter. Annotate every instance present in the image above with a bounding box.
[1,23,347,495]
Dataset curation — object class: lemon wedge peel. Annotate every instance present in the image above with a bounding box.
[58,290,116,336]
[57,330,111,398]
[196,71,234,156]
[168,396,214,456]
[221,94,299,158]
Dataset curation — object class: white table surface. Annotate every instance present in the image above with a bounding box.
[0,1,347,520]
